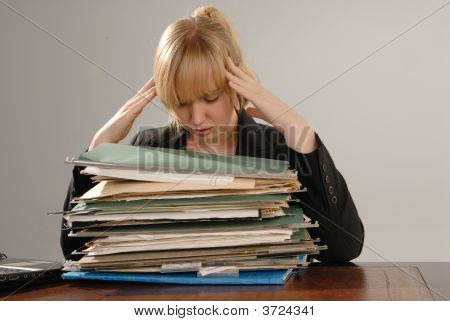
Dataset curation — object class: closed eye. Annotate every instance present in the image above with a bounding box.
[178,94,219,106]
[205,95,219,103]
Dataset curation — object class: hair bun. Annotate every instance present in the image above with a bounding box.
[192,6,218,19]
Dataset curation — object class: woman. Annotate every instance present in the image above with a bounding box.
[61,6,364,262]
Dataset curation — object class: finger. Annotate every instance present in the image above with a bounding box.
[228,80,255,102]
[126,85,157,111]
[226,56,255,83]
[126,92,155,117]
[125,91,152,113]
[225,70,254,92]
[137,77,155,95]
[137,86,156,100]
[139,87,157,104]
[134,87,157,110]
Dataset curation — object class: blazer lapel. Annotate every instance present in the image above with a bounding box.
[235,109,267,157]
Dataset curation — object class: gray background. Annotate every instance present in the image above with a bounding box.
[0,0,449,262]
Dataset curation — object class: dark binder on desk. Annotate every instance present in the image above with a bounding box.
[62,269,297,285]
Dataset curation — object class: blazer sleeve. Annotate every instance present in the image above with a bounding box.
[59,164,97,260]
[287,132,364,262]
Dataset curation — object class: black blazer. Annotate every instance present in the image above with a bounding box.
[61,110,364,262]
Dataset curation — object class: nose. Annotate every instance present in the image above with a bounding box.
[190,101,207,127]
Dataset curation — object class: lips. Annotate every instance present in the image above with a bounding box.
[192,127,213,136]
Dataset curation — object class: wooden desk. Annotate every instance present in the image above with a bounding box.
[1,263,447,301]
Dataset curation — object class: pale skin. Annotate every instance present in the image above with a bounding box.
[89,57,318,155]
[88,78,157,151]
[224,56,318,154]
[88,76,239,154]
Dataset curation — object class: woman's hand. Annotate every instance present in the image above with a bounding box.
[88,77,157,151]
[225,57,318,153]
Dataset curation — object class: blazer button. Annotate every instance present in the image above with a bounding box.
[328,185,334,195]
[331,195,338,204]
[322,163,327,172]
[325,175,330,184]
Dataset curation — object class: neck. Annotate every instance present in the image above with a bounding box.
[186,128,238,155]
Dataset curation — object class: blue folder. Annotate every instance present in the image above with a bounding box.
[62,269,297,285]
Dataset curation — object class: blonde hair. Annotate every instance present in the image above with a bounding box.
[153,6,257,132]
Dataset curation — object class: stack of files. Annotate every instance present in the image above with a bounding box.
[59,143,327,285]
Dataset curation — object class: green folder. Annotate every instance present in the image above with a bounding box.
[76,143,297,178]
[73,207,305,237]
[72,193,290,212]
